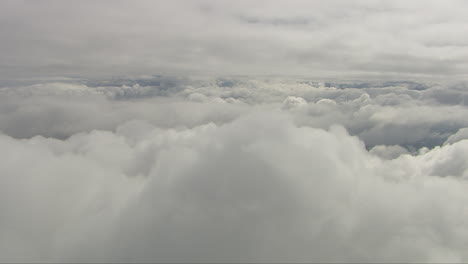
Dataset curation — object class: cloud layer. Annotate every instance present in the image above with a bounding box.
[3,77,468,149]
[2,78,468,262]
[3,1,468,261]
[2,0,468,78]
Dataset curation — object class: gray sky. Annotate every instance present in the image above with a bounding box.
[2,0,468,79]
[4,2,468,261]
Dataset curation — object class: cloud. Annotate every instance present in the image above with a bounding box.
[281,96,307,109]
[369,144,410,159]
[2,0,468,78]
[444,128,468,145]
[2,111,468,262]
[2,0,468,261]
[1,78,468,262]
[2,78,468,150]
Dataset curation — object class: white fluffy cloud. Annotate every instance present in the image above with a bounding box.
[2,111,468,262]
[2,79,468,262]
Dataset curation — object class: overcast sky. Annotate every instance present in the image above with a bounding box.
[4,1,468,262]
[2,0,468,79]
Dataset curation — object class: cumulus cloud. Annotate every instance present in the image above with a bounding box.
[369,144,410,159]
[444,128,468,145]
[1,78,468,262]
[2,110,468,262]
[281,96,307,109]
[2,77,468,149]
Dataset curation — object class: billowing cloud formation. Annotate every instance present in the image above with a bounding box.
[2,111,468,262]
[2,77,468,149]
[2,78,468,262]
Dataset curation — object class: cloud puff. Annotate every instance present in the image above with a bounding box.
[369,144,410,159]
[281,96,307,109]
[445,128,468,145]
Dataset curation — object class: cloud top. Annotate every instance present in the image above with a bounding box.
[2,79,468,262]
